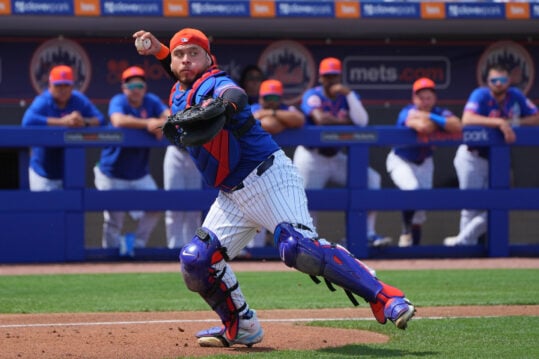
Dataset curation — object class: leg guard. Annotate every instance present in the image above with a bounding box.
[180,227,246,343]
[274,222,382,302]
[274,222,415,328]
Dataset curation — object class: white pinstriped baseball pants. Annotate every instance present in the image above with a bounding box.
[202,149,317,259]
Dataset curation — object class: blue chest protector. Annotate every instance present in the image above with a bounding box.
[170,68,253,188]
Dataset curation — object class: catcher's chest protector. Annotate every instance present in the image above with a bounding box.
[192,130,241,187]
[178,69,242,188]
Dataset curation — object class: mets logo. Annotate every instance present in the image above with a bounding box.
[30,37,91,94]
[257,40,316,106]
[477,40,534,95]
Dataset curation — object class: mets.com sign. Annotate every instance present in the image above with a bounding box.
[343,56,450,91]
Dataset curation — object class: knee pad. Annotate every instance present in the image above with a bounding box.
[180,227,227,293]
[274,222,382,303]
[274,223,312,268]
[179,227,245,340]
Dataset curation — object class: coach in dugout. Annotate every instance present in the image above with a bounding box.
[22,65,105,191]
[93,66,168,252]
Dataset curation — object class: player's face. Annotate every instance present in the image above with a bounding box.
[260,94,281,110]
[49,83,73,107]
[122,78,146,105]
[320,74,340,87]
[487,69,510,97]
[319,74,341,97]
[413,89,436,111]
[242,70,264,97]
[170,45,211,87]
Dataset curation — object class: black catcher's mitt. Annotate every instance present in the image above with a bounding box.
[163,97,227,147]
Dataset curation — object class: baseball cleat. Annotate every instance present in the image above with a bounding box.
[196,310,264,347]
[443,236,460,246]
[196,328,229,347]
[398,233,413,247]
[444,236,477,246]
[385,297,416,330]
[368,234,392,248]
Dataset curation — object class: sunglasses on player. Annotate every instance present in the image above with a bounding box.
[124,82,146,90]
[488,76,509,85]
[263,95,281,102]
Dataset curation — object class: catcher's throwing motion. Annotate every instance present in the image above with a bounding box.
[134,27,415,348]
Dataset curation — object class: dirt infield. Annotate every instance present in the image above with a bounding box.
[1,258,538,358]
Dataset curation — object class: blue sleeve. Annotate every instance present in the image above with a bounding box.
[21,94,49,126]
[440,107,455,118]
[396,106,411,126]
[432,106,455,118]
[147,93,168,116]
[250,103,261,113]
[463,87,487,114]
[300,88,318,116]
[512,88,538,116]
[75,92,105,125]
[108,94,126,117]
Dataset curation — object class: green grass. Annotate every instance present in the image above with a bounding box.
[201,317,537,359]
[0,269,537,313]
[1,268,538,358]
[188,317,539,359]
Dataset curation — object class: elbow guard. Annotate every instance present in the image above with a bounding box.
[221,88,248,118]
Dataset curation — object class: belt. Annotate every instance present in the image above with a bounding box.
[229,155,275,192]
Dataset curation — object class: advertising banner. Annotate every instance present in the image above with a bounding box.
[0,36,536,107]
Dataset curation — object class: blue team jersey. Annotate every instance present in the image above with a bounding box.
[301,85,355,124]
[98,92,168,180]
[300,86,356,155]
[393,104,455,164]
[250,103,288,114]
[464,86,538,118]
[169,69,279,190]
[21,90,105,179]
[464,86,538,157]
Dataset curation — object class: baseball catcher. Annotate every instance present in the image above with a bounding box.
[162,97,228,147]
[136,27,415,349]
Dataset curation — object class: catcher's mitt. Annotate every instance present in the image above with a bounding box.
[163,97,227,147]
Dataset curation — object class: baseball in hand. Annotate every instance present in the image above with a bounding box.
[135,37,151,51]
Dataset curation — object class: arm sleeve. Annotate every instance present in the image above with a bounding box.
[346,92,368,126]
[108,95,124,117]
[147,93,169,117]
[518,92,538,116]
[80,95,106,125]
[220,86,248,115]
[21,96,49,126]
[397,107,410,127]
[463,88,483,114]
[300,89,319,117]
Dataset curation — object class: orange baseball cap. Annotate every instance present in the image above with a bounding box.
[122,66,145,82]
[49,65,74,85]
[413,78,435,94]
[169,28,210,55]
[319,57,342,76]
[259,79,283,97]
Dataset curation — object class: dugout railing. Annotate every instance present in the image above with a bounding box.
[1,125,538,263]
